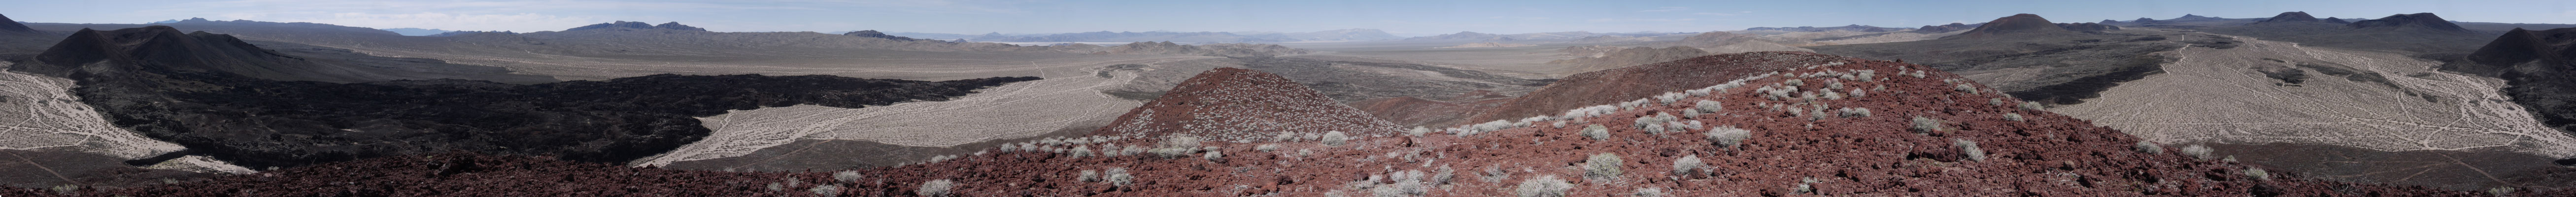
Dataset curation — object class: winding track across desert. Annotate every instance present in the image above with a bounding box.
[0,62,252,174]
[2048,29,2576,158]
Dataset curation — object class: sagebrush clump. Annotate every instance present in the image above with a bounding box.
[1322,131,1351,146]
[1671,155,1704,176]
[1954,138,1986,162]
[1706,126,1751,148]
[1582,124,1610,140]
[1586,153,1625,180]
[2134,141,2163,154]
[1514,175,1572,197]
[917,179,955,197]
[1910,116,1943,134]
[2180,144,2215,160]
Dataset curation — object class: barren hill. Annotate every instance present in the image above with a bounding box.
[2454,28,2576,138]
[16,52,2536,196]
[1466,52,1822,124]
[1092,67,1403,142]
[2257,11,2321,23]
[0,14,34,33]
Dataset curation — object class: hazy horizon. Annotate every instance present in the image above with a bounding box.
[3,0,2571,36]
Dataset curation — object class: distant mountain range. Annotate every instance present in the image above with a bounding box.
[378,28,453,36]
[1744,25,1904,32]
[890,29,1402,43]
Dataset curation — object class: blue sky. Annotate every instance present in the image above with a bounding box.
[3,0,2569,36]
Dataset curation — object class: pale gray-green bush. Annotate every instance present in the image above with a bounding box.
[1514,175,1572,197]
[1586,153,1625,180]
[918,179,955,197]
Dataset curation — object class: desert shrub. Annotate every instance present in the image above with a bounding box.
[1672,155,1704,176]
[1407,127,1433,136]
[766,182,782,191]
[1707,126,1751,148]
[1080,170,1100,182]
[1785,79,1805,87]
[1856,70,1877,81]
[1256,144,1282,152]
[1274,132,1300,142]
[1955,84,1979,94]
[1514,175,1573,197]
[1634,188,1666,197]
[2181,144,2214,160]
[1850,88,1866,98]
[1586,153,1625,180]
[918,179,956,197]
[2246,168,2270,181]
[1696,100,1723,112]
[1160,135,1201,148]
[2004,113,2025,122]
[1302,132,1323,141]
[1655,92,1688,105]
[1954,138,1986,162]
[809,185,841,197]
[1910,116,1943,134]
[1582,124,1611,140]
[2134,141,2163,154]
[1069,145,1093,158]
[1106,167,1134,186]
[2020,101,2045,111]
[1322,131,1351,146]
[1839,107,1872,117]
[1433,165,1457,185]
[834,170,864,182]
[1204,150,1225,162]
[1480,166,1512,183]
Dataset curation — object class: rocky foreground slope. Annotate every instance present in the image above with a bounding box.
[7,52,2540,196]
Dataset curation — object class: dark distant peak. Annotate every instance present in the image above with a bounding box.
[181,17,213,23]
[2259,11,2321,23]
[2346,13,2470,33]
[842,30,922,41]
[2134,17,2159,23]
[23,26,297,77]
[427,31,518,37]
[2321,17,2351,24]
[1912,23,1979,33]
[1745,25,1898,32]
[653,22,706,31]
[565,21,707,32]
[0,13,34,33]
[1947,13,2069,39]
[2099,19,2118,24]
[2467,28,2576,67]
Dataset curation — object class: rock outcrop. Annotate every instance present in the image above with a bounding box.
[1093,67,1403,142]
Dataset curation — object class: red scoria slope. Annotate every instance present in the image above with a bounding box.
[14,53,2552,197]
[1093,67,1405,142]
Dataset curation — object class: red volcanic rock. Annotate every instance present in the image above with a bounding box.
[1093,67,1404,142]
[14,53,2551,197]
[1466,52,1825,125]
[1947,14,2074,39]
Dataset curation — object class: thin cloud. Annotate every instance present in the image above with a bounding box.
[1639,6,1688,12]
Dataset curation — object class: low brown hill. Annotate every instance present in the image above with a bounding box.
[1352,90,1516,128]
[1946,14,2074,39]
[566,21,707,32]
[1464,52,1823,125]
[2347,13,2472,33]
[2259,11,2321,23]
[1911,23,1978,33]
[1092,67,1403,142]
[841,30,923,41]
[21,52,2535,196]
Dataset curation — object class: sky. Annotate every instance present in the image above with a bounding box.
[3,0,2570,36]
